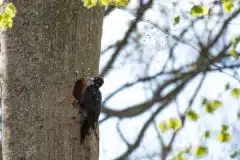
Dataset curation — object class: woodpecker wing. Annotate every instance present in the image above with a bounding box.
[83,85,102,128]
[93,89,102,122]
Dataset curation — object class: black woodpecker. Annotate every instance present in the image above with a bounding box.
[80,76,104,143]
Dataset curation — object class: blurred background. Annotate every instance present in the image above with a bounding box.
[98,0,240,159]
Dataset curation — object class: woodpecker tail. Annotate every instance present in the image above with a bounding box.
[80,117,90,144]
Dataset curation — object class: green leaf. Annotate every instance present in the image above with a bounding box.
[99,0,111,6]
[231,36,240,46]
[84,0,128,7]
[202,98,207,105]
[217,132,231,142]
[230,150,239,158]
[186,110,199,121]
[167,118,182,131]
[174,16,180,25]
[175,155,187,160]
[205,104,214,113]
[184,146,192,154]
[0,3,17,29]
[194,146,208,158]
[115,0,128,6]
[210,100,222,109]
[222,0,234,12]
[83,0,98,8]
[203,130,211,138]
[221,124,229,132]
[190,5,209,17]
[230,47,239,59]
[5,3,16,17]
[159,121,168,133]
[231,88,240,98]
[177,149,185,156]
[204,100,222,113]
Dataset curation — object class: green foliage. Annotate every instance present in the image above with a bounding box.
[221,124,229,132]
[201,98,207,105]
[205,104,214,113]
[204,100,222,113]
[222,0,234,12]
[184,146,191,154]
[0,3,16,29]
[211,100,222,109]
[83,0,128,8]
[175,155,187,160]
[230,36,240,59]
[230,150,239,159]
[186,110,199,121]
[171,146,192,160]
[159,121,168,133]
[231,36,240,45]
[190,5,209,17]
[217,124,231,143]
[173,16,180,25]
[230,47,239,59]
[189,1,235,19]
[203,130,211,138]
[159,118,182,133]
[83,0,97,8]
[114,0,128,6]
[193,146,208,158]
[231,88,240,98]
[167,117,182,131]
[217,132,231,142]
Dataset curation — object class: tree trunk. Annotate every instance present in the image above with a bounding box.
[0,1,104,160]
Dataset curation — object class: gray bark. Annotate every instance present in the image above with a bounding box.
[0,1,104,160]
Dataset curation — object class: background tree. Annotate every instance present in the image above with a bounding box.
[98,0,240,159]
[0,1,104,160]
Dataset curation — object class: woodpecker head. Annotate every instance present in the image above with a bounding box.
[73,78,88,102]
[75,78,87,88]
[92,77,104,88]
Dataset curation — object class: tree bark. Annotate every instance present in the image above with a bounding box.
[0,1,104,160]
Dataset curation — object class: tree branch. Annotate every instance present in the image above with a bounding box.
[100,0,154,77]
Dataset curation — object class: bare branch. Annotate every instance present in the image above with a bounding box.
[207,7,240,49]
[102,70,197,119]
[100,0,154,77]
[115,79,194,159]
[116,121,131,147]
[162,74,206,160]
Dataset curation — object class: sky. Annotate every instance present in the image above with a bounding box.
[99,0,240,160]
